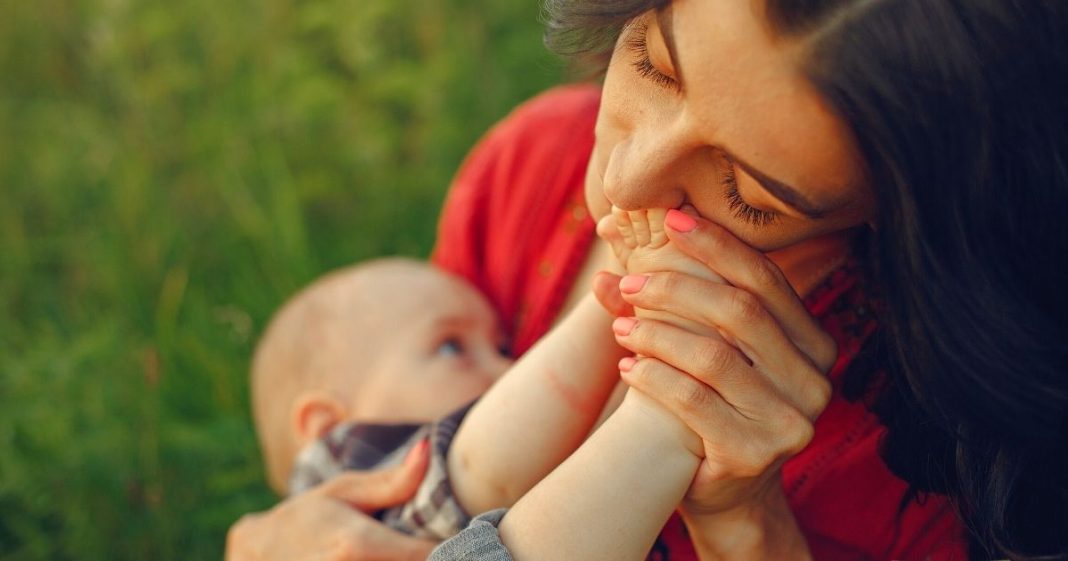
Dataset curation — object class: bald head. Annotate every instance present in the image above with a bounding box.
[251,258,509,493]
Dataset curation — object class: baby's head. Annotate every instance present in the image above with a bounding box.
[251,258,511,493]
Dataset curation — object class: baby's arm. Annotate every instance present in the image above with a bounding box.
[493,208,723,560]
[449,207,721,528]
[448,285,628,515]
[497,389,703,561]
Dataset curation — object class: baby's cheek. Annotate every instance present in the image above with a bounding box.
[449,374,492,401]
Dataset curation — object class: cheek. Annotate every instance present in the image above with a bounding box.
[440,374,493,408]
[404,368,485,417]
[729,216,869,253]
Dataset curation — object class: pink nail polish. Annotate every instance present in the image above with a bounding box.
[619,275,648,294]
[612,317,637,336]
[618,357,638,372]
[404,438,429,467]
[665,209,697,233]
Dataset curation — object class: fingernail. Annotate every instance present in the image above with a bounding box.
[612,317,637,336]
[666,209,697,233]
[619,274,648,294]
[618,357,638,372]
[405,438,429,466]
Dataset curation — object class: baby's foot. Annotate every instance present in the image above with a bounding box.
[598,206,726,338]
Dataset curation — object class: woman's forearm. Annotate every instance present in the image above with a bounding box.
[498,389,702,561]
[448,294,627,514]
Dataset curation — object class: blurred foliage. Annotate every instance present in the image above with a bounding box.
[0,0,563,558]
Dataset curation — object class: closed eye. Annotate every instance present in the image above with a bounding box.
[625,21,680,93]
[721,154,778,227]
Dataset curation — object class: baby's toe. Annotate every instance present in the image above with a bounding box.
[602,213,623,247]
[628,210,651,246]
[647,208,668,248]
[596,213,620,241]
[613,206,637,248]
[598,214,629,258]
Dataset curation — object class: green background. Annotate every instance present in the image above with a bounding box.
[0,1,564,558]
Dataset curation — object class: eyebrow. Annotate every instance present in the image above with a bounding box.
[432,316,478,330]
[730,155,831,219]
[655,8,831,220]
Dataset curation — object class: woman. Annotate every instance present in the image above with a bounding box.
[227,0,1068,558]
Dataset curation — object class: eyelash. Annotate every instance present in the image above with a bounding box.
[625,19,778,228]
[722,156,778,227]
[625,21,680,92]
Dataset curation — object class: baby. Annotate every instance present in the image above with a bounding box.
[252,208,718,547]
[251,257,511,497]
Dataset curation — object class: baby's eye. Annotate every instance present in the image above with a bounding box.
[436,337,465,357]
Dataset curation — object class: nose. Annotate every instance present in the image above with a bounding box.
[601,119,696,211]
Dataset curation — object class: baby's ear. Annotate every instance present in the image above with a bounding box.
[290,392,347,446]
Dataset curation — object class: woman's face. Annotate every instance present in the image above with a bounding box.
[586,0,875,251]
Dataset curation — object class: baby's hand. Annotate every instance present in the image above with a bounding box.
[597,206,726,338]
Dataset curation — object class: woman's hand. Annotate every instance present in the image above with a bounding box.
[601,211,837,552]
[226,443,438,561]
[592,269,635,318]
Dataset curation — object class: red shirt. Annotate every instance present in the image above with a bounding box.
[432,85,967,560]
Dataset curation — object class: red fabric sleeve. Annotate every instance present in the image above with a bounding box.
[431,84,600,356]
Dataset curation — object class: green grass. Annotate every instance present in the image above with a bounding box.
[0,1,563,558]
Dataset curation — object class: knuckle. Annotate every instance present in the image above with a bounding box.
[695,224,731,266]
[794,421,817,453]
[732,441,771,479]
[695,338,737,376]
[627,320,653,350]
[626,357,654,388]
[747,257,785,291]
[774,409,815,456]
[635,276,667,310]
[677,378,714,416]
[706,221,732,250]
[702,459,732,482]
[807,376,834,416]
[784,421,816,457]
[736,460,767,480]
[630,322,668,358]
[624,357,662,393]
[811,333,839,373]
[726,289,765,325]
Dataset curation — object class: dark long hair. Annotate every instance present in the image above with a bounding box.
[544,0,1068,558]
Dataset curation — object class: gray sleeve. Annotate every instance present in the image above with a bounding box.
[428,509,513,561]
